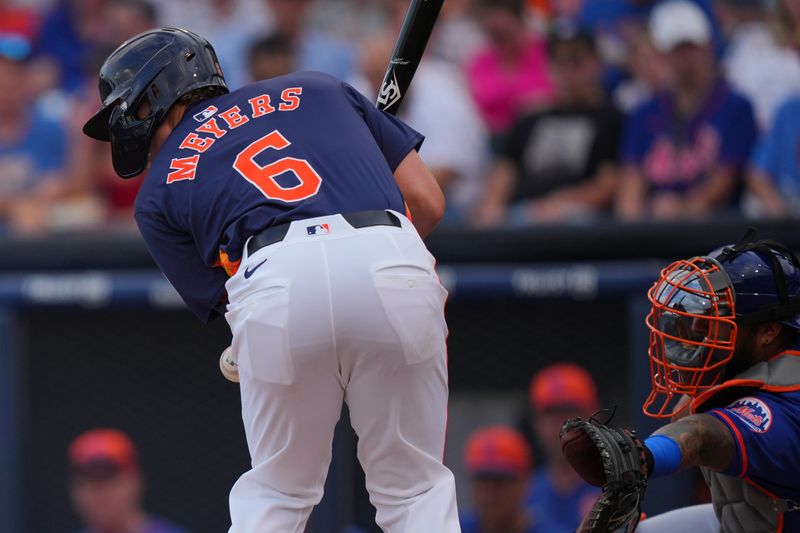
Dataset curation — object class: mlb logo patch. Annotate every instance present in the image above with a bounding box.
[193,105,218,122]
[727,396,773,433]
[307,224,330,236]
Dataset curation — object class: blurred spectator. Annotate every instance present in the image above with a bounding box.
[717,0,800,130]
[578,0,648,28]
[776,0,800,48]
[309,0,391,43]
[0,0,40,40]
[612,26,670,113]
[578,0,722,93]
[526,364,600,533]
[96,0,157,48]
[349,32,391,103]
[66,49,141,228]
[33,0,110,92]
[400,61,489,223]
[57,0,157,230]
[616,0,757,221]
[62,0,160,231]
[158,0,270,39]
[161,0,272,90]
[579,0,723,53]
[550,0,585,20]
[30,0,155,103]
[354,30,489,223]
[266,0,356,82]
[460,426,548,533]
[248,33,294,81]
[68,429,188,533]
[466,0,554,138]
[0,35,76,234]
[428,0,485,66]
[746,97,800,217]
[476,25,621,226]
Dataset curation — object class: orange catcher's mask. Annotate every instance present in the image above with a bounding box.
[644,256,737,418]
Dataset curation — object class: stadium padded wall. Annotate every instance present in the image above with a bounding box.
[17,299,631,533]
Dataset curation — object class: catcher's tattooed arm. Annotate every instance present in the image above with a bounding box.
[653,413,736,471]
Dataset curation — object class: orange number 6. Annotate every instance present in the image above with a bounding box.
[233,130,322,202]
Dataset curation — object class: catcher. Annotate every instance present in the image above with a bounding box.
[561,234,800,533]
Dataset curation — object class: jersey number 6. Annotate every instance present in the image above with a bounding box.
[233,130,322,203]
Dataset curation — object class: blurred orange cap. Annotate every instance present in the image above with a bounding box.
[68,428,138,476]
[465,426,532,479]
[529,363,599,413]
[529,0,551,16]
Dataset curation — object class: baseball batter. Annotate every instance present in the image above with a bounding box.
[560,235,800,533]
[82,28,460,532]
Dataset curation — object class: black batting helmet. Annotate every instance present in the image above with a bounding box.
[82,28,228,178]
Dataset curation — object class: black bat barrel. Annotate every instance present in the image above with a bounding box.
[376,0,445,115]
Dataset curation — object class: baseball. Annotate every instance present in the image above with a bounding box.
[219,346,239,383]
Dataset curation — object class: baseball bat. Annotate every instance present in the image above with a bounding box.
[376,0,445,115]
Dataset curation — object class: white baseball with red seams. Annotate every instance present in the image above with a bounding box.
[223,210,459,533]
[219,346,239,383]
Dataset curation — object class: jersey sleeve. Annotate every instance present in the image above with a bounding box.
[341,81,424,171]
[708,392,800,482]
[135,210,229,323]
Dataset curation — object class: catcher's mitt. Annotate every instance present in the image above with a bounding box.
[560,412,649,533]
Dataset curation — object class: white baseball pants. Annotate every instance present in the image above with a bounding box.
[224,211,460,533]
[635,504,718,532]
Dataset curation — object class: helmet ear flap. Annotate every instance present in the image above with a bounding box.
[108,107,160,178]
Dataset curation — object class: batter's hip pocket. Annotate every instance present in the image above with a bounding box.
[225,284,294,385]
[372,266,449,365]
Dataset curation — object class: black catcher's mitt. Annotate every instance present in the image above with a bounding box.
[560,413,649,533]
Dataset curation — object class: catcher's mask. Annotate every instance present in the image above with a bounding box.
[82,28,228,178]
[644,231,800,418]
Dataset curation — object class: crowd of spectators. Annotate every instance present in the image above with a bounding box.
[459,363,601,533]
[2,0,800,234]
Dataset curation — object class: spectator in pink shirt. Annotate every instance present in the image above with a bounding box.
[466,0,555,138]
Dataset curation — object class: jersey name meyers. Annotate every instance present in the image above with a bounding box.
[166,87,304,184]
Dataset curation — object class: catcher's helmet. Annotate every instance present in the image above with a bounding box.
[712,239,800,330]
[644,231,800,418]
[82,28,228,178]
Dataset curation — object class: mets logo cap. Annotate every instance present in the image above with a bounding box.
[465,426,532,479]
[68,428,139,479]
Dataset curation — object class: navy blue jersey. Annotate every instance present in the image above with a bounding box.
[135,71,423,322]
[709,389,800,531]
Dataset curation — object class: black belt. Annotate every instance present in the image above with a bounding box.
[247,210,402,256]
